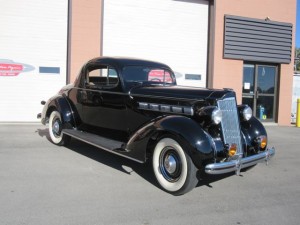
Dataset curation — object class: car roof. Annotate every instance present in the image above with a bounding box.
[86,56,172,70]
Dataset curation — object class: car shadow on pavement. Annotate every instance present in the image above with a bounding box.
[36,128,52,142]
[68,138,160,186]
[196,171,234,188]
[36,128,236,193]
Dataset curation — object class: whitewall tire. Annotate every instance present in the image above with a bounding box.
[152,136,198,195]
[49,111,71,146]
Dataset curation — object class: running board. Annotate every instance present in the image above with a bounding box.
[62,129,143,163]
[63,129,125,150]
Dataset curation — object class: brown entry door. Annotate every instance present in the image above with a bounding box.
[242,64,278,122]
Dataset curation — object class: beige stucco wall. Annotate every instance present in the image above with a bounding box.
[209,0,296,125]
[68,0,102,83]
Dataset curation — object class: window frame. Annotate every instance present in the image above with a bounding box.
[85,64,119,90]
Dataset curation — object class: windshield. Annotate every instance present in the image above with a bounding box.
[122,66,176,90]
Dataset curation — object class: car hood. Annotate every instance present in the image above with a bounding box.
[129,85,234,101]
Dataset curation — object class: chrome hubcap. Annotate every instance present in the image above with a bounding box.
[52,119,61,136]
[164,154,177,174]
[159,147,182,182]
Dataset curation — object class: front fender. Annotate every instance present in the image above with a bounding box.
[241,116,268,150]
[41,95,75,129]
[126,115,214,168]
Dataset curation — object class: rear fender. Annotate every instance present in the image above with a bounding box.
[43,95,75,129]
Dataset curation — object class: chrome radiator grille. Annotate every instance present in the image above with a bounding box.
[217,97,243,155]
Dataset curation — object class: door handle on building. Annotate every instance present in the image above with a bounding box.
[255,90,259,99]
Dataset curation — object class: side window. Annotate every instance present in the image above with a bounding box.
[86,66,118,89]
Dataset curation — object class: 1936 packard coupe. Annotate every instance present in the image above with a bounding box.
[38,57,275,195]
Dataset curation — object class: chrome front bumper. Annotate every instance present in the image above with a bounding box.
[205,147,275,175]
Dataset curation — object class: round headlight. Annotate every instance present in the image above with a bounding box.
[242,106,252,121]
[212,108,222,124]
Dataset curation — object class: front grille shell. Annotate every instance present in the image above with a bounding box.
[217,97,243,157]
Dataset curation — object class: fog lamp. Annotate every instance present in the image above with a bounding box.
[257,135,267,149]
[228,143,237,157]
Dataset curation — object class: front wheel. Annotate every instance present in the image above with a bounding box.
[152,136,198,195]
[48,110,71,146]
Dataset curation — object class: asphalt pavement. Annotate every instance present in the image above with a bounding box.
[0,124,299,225]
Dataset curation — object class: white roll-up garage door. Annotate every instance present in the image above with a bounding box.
[0,0,68,122]
[103,0,208,87]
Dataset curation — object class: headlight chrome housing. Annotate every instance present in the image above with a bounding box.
[242,105,252,121]
[198,106,222,125]
[211,108,222,125]
[238,105,253,121]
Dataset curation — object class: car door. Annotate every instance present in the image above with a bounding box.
[82,63,128,141]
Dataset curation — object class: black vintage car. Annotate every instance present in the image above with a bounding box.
[38,57,275,195]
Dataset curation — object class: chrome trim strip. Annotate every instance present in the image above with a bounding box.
[205,147,275,175]
[138,102,194,116]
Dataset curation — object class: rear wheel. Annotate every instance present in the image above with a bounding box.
[49,110,71,146]
[152,136,198,195]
